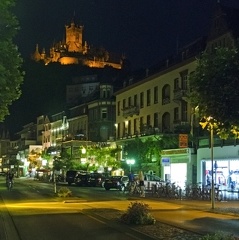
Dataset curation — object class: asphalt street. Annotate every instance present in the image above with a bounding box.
[0,177,239,239]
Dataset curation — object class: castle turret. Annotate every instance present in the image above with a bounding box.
[31,44,41,61]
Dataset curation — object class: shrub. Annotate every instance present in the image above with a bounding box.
[120,201,156,225]
[200,231,236,240]
[57,187,72,198]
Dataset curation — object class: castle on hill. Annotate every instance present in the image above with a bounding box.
[31,20,122,69]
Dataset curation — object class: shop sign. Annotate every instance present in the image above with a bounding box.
[179,134,188,148]
[161,148,188,155]
[162,157,170,166]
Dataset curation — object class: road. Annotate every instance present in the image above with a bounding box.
[0,177,239,239]
[0,178,153,240]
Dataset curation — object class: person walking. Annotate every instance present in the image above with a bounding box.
[138,171,145,197]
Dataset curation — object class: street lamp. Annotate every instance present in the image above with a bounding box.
[200,116,215,209]
[126,159,135,172]
[210,123,215,209]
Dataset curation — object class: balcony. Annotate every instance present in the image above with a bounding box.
[122,105,139,117]
[173,89,188,102]
[173,120,190,134]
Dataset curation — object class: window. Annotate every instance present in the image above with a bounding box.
[182,75,188,90]
[174,107,179,121]
[123,122,126,136]
[128,96,132,107]
[162,112,170,132]
[123,99,126,109]
[117,123,120,138]
[82,87,86,94]
[182,101,187,121]
[140,117,144,132]
[140,92,144,108]
[89,86,94,93]
[180,70,188,90]
[147,89,151,106]
[117,101,120,116]
[174,78,179,90]
[128,120,131,135]
[101,108,107,119]
[162,85,170,105]
[154,113,159,127]
[154,86,158,104]
[134,94,138,106]
[134,119,137,134]
[147,115,151,126]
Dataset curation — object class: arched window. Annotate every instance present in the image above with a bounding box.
[162,112,170,133]
[162,84,170,105]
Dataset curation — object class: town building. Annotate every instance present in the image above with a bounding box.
[114,2,239,188]
[3,2,239,187]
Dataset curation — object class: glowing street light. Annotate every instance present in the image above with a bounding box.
[126,159,135,172]
[200,116,215,209]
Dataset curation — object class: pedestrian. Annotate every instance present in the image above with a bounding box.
[128,171,134,182]
[138,171,145,197]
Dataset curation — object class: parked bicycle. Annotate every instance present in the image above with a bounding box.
[124,180,141,196]
[155,182,181,199]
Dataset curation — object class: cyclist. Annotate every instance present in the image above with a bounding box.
[6,170,14,189]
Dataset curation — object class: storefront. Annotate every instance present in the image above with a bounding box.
[197,145,239,190]
[161,148,196,188]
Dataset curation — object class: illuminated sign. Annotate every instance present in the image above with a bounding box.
[179,134,188,148]
[162,158,170,166]
[161,148,188,155]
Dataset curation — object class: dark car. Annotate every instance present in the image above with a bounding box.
[66,170,78,185]
[104,176,129,191]
[89,172,108,187]
[0,171,6,177]
[75,172,91,186]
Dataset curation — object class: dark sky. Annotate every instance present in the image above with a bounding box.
[5,0,239,137]
[13,0,239,70]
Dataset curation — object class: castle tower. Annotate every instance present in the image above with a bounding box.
[65,21,84,53]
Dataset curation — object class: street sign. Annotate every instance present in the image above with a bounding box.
[162,158,170,166]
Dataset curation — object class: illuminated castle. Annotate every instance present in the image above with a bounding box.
[31,20,122,69]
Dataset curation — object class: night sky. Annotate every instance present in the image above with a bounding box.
[13,0,239,70]
[5,0,239,137]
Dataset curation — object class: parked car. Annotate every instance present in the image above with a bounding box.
[75,172,91,186]
[66,170,78,185]
[0,171,6,177]
[143,174,165,189]
[104,175,129,191]
[88,172,109,187]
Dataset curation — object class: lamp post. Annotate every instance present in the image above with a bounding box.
[126,159,135,172]
[210,123,215,209]
[200,116,215,209]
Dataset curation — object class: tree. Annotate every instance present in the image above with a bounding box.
[123,136,178,175]
[0,0,24,121]
[189,45,239,139]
